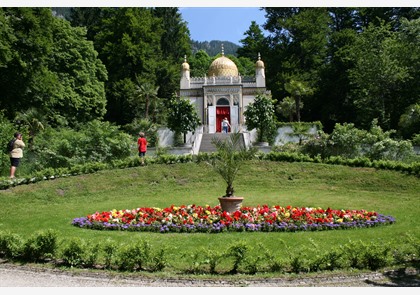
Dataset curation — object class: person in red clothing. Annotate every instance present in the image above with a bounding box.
[137,132,148,165]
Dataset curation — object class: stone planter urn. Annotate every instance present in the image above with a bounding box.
[218,196,244,213]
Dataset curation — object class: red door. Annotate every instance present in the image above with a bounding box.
[216,107,230,133]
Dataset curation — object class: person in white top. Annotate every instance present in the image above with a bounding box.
[221,117,231,133]
[9,132,25,178]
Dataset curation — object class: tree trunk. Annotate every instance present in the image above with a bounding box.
[225,184,234,197]
[296,96,301,122]
[145,94,150,119]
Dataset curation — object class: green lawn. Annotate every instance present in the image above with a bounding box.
[0,160,419,274]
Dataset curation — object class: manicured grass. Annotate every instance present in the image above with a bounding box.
[0,160,419,273]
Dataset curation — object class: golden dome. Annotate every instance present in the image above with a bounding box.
[256,53,265,68]
[182,61,190,71]
[181,55,190,70]
[208,55,238,77]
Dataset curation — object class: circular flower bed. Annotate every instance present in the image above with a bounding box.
[72,204,396,233]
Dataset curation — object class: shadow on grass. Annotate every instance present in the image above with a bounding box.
[365,267,420,287]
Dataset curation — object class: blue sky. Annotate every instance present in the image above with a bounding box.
[180,7,268,45]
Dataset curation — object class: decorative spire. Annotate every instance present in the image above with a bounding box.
[221,44,224,56]
[258,52,261,60]
[184,55,187,63]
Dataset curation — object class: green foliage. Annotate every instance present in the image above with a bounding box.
[22,229,58,262]
[288,252,310,274]
[399,103,420,139]
[244,93,277,143]
[237,21,267,61]
[191,40,239,57]
[29,120,132,170]
[116,239,151,271]
[166,95,201,144]
[60,238,87,267]
[102,239,118,269]
[59,238,100,268]
[277,96,297,122]
[203,248,224,274]
[182,251,206,274]
[227,241,249,274]
[346,19,418,131]
[392,233,420,267]
[2,229,419,275]
[188,50,211,77]
[0,111,17,174]
[262,8,419,135]
[0,231,24,259]
[208,132,254,197]
[287,122,316,145]
[368,138,414,161]
[123,118,159,148]
[149,248,168,272]
[299,121,417,163]
[0,8,107,126]
[412,134,420,146]
[284,80,314,122]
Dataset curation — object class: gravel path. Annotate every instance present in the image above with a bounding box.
[0,262,419,287]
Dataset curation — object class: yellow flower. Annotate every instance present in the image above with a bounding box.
[337,218,343,223]
[284,212,290,218]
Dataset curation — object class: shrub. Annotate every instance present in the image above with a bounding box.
[102,239,118,269]
[116,239,151,271]
[22,229,58,262]
[149,248,168,272]
[244,94,278,143]
[289,252,310,273]
[122,118,159,148]
[29,120,132,171]
[182,251,205,274]
[84,242,101,268]
[60,238,88,267]
[0,231,24,259]
[362,241,392,271]
[328,123,365,158]
[392,232,420,267]
[300,130,329,158]
[203,248,224,274]
[367,138,414,162]
[226,241,249,274]
[411,133,420,146]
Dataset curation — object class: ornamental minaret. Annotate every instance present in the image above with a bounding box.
[255,52,266,88]
[180,55,190,89]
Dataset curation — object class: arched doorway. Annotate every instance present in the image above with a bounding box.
[216,98,230,133]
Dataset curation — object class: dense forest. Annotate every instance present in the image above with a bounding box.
[191,40,240,56]
[0,7,419,176]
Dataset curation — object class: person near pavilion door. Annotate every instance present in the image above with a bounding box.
[221,117,231,133]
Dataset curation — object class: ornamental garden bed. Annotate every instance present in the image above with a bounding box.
[73,204,395,233]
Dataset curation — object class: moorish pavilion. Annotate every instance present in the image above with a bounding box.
[179,46,270,134]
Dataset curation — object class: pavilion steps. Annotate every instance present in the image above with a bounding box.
[198,132,245,154]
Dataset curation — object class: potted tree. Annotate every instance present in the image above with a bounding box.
[243,93,277,147]
[208,132,254,213]
[166,95,201,147]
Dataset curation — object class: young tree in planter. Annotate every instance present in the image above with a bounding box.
[244,93,277,144]
[209,132,256,212]
[166,95,201,145]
